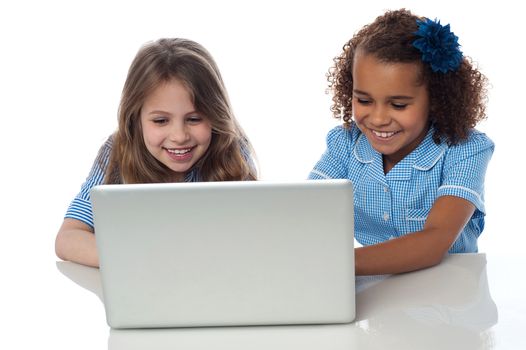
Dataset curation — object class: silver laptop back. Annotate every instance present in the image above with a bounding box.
[92,180,355,328]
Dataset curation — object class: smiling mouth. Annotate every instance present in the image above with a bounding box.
[372,130,400,138]
[165,147,194,155]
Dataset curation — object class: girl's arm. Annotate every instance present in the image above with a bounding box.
[56,137,113,268]
[355,195,475,275]
[55,218,99,267]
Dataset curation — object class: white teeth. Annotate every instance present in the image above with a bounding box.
[167,148,191,155]
[372,130,397,138]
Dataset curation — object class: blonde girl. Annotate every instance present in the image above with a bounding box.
[56,38,257,267]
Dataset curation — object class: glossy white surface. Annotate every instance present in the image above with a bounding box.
[44,253,524,349]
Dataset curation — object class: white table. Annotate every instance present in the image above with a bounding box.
[51,253,525,349]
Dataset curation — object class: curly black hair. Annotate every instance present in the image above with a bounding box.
[327,9,488,145]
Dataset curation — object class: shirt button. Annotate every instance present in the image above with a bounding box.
[384,187,389,192]
[383,213,389,221]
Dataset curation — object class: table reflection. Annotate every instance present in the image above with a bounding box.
[352,254,497,348]
[57,253,497,350]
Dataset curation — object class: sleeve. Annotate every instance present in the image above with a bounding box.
[308,126,352,180]
[437,131,494,214]
[64,137,113,229]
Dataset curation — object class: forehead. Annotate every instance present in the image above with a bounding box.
[352,52,425,94]
[142,78,195,111]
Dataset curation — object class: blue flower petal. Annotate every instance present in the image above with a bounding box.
[413,18,462,73]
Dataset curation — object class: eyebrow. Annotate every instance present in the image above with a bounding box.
[146,109,199,116]
[147,110,171,115]
[353,89,414,100]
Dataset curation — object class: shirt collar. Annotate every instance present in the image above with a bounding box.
[353,132,376,164]
[353,126,446,171]
[412,127,447,171]
[185,168,200,182]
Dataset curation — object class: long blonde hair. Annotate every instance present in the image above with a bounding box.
[105,38,257,184]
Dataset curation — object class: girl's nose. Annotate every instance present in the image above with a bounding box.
[369,105,391,127]
[169,123,190,143]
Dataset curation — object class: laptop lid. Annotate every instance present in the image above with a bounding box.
[92,179,355,328]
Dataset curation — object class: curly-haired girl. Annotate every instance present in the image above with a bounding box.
[56,38,257,267]
[309,9,494,275]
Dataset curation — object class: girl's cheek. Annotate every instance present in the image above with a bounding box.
[353,110,365,124]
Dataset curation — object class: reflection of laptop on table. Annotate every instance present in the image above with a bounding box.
[91,180,355,329]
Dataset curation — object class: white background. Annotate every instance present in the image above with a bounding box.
[0,0,523,347]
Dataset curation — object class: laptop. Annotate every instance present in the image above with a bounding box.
[91,179,355,328]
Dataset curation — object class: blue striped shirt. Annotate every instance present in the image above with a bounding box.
[64,136,200,229]
[309,124,494,253]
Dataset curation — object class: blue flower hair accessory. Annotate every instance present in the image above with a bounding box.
[413,18,463,73]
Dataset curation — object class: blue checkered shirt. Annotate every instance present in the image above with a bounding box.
[309,124,494,253]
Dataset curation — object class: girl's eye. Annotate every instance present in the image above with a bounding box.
[187,115,203,124]
[356,98,371,105]
[391,103,408,110]
[153,118,168,125]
